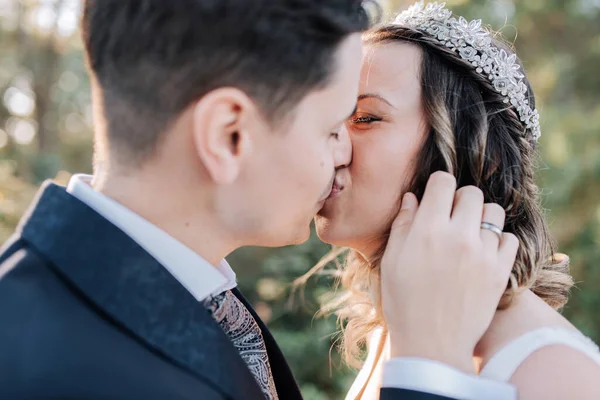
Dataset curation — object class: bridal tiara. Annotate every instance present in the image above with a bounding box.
[392,1,541,141]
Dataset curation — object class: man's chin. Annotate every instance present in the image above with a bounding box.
[283,222,313,246]
[260,234,310,248]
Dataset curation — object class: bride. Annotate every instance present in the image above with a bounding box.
[311,2,600,399]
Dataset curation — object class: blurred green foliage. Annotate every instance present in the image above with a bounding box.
[0,1,598,399]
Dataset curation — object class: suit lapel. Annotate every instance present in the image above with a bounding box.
[18,182,264,399]
[232,288,303,400]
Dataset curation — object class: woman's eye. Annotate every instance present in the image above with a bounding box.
[330,132,340,140]
[350,115,381,124]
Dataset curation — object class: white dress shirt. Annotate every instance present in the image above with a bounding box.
[66,174,516,400]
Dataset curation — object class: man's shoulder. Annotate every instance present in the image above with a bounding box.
[0,236,59,302]
[0,236,69,308]
[0,237,131,354]
[0,237,103,349]
[0,238,120,375]
[0,239,226,399]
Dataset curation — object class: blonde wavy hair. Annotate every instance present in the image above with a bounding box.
[294,23,574,381]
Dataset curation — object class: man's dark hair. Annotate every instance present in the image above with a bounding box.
[82,0,372,164]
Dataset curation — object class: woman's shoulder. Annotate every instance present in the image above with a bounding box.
[508,331,600,399]
[481,326,600,398]
[480,326,600,380]
[478,290,600,397]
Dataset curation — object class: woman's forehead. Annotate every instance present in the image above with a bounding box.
[359,43,422,107]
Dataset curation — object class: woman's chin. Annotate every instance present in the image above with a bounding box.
[315,216,340,244]
[314,216,353,247]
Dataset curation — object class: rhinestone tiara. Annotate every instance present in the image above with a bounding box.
[392,1,541,141]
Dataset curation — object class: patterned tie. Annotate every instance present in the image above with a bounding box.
[204,290,279,400]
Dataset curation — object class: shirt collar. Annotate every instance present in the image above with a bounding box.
[66,174,237,301]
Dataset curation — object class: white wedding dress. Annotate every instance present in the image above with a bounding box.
[479,326,600,380]
[346,326,600,400]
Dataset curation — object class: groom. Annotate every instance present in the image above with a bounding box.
[0,1,518,399]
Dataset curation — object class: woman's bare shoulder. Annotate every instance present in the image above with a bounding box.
[510,343,600,399]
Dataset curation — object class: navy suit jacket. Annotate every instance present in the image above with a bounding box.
[0,182,453,399]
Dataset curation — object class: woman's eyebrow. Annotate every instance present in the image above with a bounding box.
[357,93,396,109]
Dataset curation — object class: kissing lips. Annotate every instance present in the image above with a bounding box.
[319,174,337,203]
[327,177,344,200]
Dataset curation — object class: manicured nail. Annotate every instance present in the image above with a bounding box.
[401,193,413,210]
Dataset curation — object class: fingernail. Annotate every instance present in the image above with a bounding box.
[401,193,413,210]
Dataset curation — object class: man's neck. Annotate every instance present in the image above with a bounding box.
[92,167,237,266]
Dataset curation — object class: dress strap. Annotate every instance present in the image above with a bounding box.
[479,327,600,381]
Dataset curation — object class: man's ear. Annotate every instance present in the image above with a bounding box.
[191,88,255,184]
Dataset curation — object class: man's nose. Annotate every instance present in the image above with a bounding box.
[334,124,352,169]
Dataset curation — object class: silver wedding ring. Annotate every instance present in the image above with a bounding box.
[480,222,503,241]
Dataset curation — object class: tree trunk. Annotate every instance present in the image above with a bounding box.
[34,0,65,154]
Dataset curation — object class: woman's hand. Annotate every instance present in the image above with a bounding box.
[380,171,519,374]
